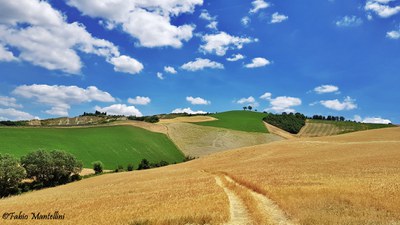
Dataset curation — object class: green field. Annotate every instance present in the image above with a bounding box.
[0,126,184,169]
[194,110,268,133]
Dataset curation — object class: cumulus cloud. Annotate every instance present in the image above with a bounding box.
[245,57,271,68]
[67,0,202,48]
[267,96,302,113]
[186,96,210,105]
[387,30,400,39]
[199,10,218,30]
[127,96,151,105]
[226,54,245,62]
[95,104,142,117]
[320,96,357,111]
[365,0,400,18]
[0,108,38,121]
[171,107,207,114]
[181,58,224,71]
[314,85,339,94]
[13,84,115,116]
[164,66,177,74]
[157,72,164,80]
[0,96,22,108]
[200,32,257,56]
[354,115,392,124]
[0,0,142,74]
[271,12,288,24]
[241,16,251,27]
[335,15,363,27]
[259,92,272,100]
[0,44,17,62]
[236,96,259,107]
[250,0,270,14]
[109,56,143,74]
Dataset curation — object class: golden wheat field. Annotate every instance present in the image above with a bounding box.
[0,127,399,225]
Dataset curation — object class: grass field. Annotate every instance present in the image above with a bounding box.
[2,127,399,224]
[194,110,268,133]
[0,126,184,169]
[298,119,395,137]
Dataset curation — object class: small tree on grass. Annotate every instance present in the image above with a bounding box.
[92,161,103,174]
[137,159,150,170]
[0,154,26,197]
[127,163,134,171]
[248,105,253,111]
[115,165,124,172]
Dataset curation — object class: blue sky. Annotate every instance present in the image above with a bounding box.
[0,0,399,124]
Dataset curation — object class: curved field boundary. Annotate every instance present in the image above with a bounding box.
[264,122,296,139]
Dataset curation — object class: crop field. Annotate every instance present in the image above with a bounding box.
[0,126,183,169]
[195,110,268,133]
[298,119,395,137]
[1,127,399,224]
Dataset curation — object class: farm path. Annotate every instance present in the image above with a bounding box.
[214,172,297,225]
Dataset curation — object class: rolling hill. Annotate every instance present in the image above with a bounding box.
[0,125,183,169]
[194,110,269,133]
[1,126,399,224]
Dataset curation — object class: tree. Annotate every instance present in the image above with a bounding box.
[243,106,247,111]
[248,105,253,111]
[138,159,150,170]
[127,163,134,171]
[21,150,82,187]
[92,161,103,174]
[0,154,26,197]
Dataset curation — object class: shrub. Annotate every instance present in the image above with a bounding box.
[127,164,134,171]
[0,154,26,197]
[137,159,150,170]
[115,165,124,172]
[21,150,83,187]
[92,161,104,174]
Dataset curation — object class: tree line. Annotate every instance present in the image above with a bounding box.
[263,112,307,134]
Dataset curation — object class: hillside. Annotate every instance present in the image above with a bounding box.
[298,119,395,137]
[0,126,183,169]
[194,110,268,133]
[1,127,399,224]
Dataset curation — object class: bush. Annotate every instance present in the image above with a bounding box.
[21,150,83,187]
[0,154,26,197]
[137,159,150,170]
[92,161,103,174]
[127,163,134,171]
[115,165,124,172]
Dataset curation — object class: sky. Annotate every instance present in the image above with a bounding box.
[0,0,399,124]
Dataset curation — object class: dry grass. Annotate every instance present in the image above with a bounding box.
[264,122,296,139]
[1,127,399,224]
[158,116,217,124]
[297,122,340,137]
[165,122,282,157]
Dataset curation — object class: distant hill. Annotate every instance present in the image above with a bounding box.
[194,110,268,133]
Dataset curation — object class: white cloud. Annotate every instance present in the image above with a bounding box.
[362,117,392,124]
[157,72,164,80]
[67,0,202,48]
[226,54,245,62]
[259,92,272,100]
[267,96,302,113]
[245,57,271,68]
[241,16,251,27]
[0,0,142,74]
[271,12,288,24]
[0,96,22,108]
[186,96,210,105]
[0,108,38,121]
[200,32,257,56]
[95,104,142,117]
[109,55,143,75]
[320,96,357,111]
[236,96,259,107]
[314,85,339,94]
[127,96,151,105]
[171,107,207,114]
[353,115,392,124]
[164,66,177,74]
[335,16,363,27]
[0,44,17,62]
[181,58,224,71]
[365,0,400,18]
[199,10,218,30]
[13,84,115,116]
[250,0,270,14]
[387,30,400,39]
